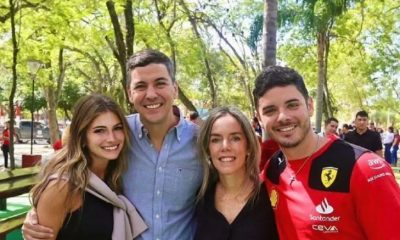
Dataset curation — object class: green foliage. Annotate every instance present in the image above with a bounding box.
[58,80,85,114]
[0,0,398,126]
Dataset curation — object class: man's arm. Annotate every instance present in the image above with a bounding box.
[22,210,54,240]
[351,152,400,240]
[374,149,383,158]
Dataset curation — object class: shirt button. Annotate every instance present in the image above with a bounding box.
[156,238,160,240]
[158,167,162,172]
[156,214,160,219]
[157,190,160,195]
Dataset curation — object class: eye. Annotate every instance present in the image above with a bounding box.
[133,83,146,90]
[263,108,276,116]
[210,137,221,143]
[155,81,167,88]
[93,128,106,134]
[232,135,242,142]
[114,125,124,131]
[287,102,299,109]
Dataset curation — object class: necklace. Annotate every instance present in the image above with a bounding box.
[217,178,253,202]
[287,135,320,186]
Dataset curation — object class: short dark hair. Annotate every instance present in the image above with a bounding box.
[342,123,349,129]
[126,49,175,87]
[355,110,368,119]
[189,111,199,121]
[325,117,338,126]
[253,66,309,108]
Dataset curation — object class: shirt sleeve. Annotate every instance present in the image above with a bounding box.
[372,132,383,151]
[350,152,400,240]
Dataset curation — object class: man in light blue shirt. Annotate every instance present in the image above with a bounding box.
[123,49,202,240]
[22,49,203,240]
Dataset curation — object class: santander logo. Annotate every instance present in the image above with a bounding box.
[316,198,334,214]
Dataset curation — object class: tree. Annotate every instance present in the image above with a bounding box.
[7,0,19,169]
[263,0,278,67]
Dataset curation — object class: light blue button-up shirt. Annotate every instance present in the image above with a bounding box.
[123,113,203,240]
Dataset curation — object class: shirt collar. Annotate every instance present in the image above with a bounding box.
[136,115,186,143]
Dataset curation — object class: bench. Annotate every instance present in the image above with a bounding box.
[0,167,40,239]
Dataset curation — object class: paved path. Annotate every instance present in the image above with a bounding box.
[0,141,54,168]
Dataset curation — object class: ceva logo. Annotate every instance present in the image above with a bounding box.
[316,198,334,214]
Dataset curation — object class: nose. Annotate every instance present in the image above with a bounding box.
[221,139,231,151]
[145,85,157,99]
[107,130,117,142]
[276,109,289,123]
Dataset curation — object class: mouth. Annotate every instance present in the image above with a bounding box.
[145,103,162,109]
[276,124,296,132]
[219,157,235,162]
[102,145,119,151]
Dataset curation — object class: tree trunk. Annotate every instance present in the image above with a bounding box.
[106,0,134,110]
[315,32,327,133]
[8,0,18,169]
[184,11,217,107]
[46,87,58,144]
[263,0,278,67]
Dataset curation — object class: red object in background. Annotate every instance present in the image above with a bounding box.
[53,139,62,151]
[15,103,22,117]
[259,138,280,171]
[22,154,42,167]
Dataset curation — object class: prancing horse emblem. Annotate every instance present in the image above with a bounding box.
[321,167,338,188]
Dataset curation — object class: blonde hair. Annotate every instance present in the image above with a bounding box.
[196,106,261,202]
[31,94,131,208]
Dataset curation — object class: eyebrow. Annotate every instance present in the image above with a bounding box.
[91,122,122,129]
[210,132,243,136]
[261,98,300,111]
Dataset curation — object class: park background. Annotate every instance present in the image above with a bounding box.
[0,0,399,167]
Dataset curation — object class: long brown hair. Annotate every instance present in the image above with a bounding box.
[30,94,131,208]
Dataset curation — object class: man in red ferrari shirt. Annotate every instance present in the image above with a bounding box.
[253,66,400,240]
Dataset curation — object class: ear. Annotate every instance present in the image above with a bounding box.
[173,82,179,99]
[307,97,314,117]
[127,87,134,103]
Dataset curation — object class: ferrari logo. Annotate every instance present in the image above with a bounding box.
[321,167,338,188]
[270,189,278,208]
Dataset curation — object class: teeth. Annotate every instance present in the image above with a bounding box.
[220,157,234,162]
[103,145,118,150]
[146,104,161,109]
[279,126,295,132]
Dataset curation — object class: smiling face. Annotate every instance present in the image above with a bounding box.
[208,114,248,177]
[128,63,178,127]
[325,120,338,135]
[257,85,314,148]
[86,111,125,163]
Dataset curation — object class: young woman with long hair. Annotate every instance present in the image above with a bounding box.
[30,94,147,240]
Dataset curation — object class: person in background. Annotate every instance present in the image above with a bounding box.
[189,111,203,126]
[319,117,339,137]
[251,116,263,143]
[253,65,400,240]
[27,94,147,240]
[340,123,350,139]
[382,126,394,164]
[368,122,377,132]
[391,129,399,166]
[344,110,383,157]
[52,125,71,151]
[195,106,278,240]
[1,121,11,169]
